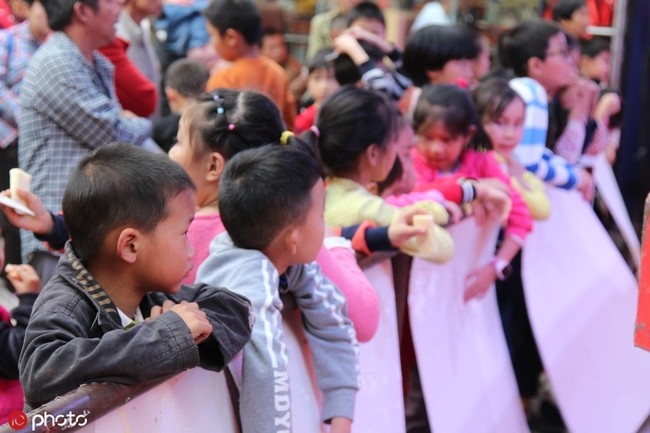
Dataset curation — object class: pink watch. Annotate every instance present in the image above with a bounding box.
[491,258,512,281]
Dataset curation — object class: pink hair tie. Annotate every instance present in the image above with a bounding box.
[228,123,235,131]
[310,125,320,137]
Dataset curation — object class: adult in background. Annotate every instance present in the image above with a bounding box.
[18,0,151,282]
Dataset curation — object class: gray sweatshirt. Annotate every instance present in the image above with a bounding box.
[196,232,359,433]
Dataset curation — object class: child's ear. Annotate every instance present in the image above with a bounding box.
[224,28,240,48]
[366,143,380,167]
[165,87,178,104]
[527,57,544,79]
[206,152,226,183]
[425,69,441,84]
[281,226,300,257]
[116,228,140,264]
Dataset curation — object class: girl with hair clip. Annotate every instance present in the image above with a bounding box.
[474,78,551,220]
[304,85,455,264]
[473,77,549,411]
[411,84,533,301]
[168,88,380,342]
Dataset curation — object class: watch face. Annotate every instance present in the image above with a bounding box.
[501,263,513,280]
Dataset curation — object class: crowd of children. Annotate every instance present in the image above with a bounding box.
[0,0,633,431]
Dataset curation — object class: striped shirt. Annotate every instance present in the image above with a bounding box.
[510,77,580,189]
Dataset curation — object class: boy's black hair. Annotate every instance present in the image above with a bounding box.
[305,85,399,176]
[414,84,491,150]
[308,48,336,75]
[165,58,210,98]
[203,0,261,45]
[498,20,563,77]
[403,25,480,87]
[219,144,322,251]
[333,53,361,85]
[580,37,610,58]
[43,0,98,31]
[346,1,385,28]
[62,143,195,262]
[184,88,285,161]
[552,0,587,21]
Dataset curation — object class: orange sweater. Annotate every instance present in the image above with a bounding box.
[206,56,296,129]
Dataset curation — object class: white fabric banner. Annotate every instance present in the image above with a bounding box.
[77,369,238,433]
[283,311,325,433]
[522,187,650,433]
[353,260,406,433]
[409,218,529,433]
[588,153,640,268]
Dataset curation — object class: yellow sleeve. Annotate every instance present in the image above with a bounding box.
[512,172,551,221]
[324,178,400,227]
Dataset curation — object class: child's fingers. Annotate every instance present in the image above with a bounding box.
[148,305,162,320]
[399,206,427,225]
[161,299,176,312]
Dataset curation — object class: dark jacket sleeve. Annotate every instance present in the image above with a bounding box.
[0,293,37,379]
[34,213,69,251]
[19,289,201,407]
[157,283,253,371]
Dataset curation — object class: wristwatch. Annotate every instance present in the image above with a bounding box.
[491,258,512,281]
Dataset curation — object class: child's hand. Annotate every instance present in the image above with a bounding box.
[169,301,213,344]
[333,32,369,66]
[5,264,40,294]
[346,26,393,54]
[388,207,427,248]
[330,416,352,433]
[577,168,595,202]
[594,92,621,125]
[473,181,511,223]
[0,189,54,235]
[463,263,496,302]
[443,201,463,225]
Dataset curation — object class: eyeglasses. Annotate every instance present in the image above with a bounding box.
[545,48,571,59]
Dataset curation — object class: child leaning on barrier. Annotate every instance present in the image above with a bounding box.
[0,235,41,424]
[196,143,359,433]
[18,143,253,409]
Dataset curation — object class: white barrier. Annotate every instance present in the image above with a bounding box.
[409,218,529,433]
[283,311,326,433]
[589,153,641,268]
[353,260,406,433]
[75,369,238,433]
[522,187,650,433]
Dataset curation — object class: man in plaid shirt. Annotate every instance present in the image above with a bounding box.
[17,0,151,279]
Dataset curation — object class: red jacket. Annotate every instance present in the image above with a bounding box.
[99,37,158,118]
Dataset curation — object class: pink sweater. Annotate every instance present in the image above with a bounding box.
[412,148,533,243]
[385,189,445,207]
[184,214,225,285]
[188,214,380,342]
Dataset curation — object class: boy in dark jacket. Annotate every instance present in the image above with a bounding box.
[18,143,252,409]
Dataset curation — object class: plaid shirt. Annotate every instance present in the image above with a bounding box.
[18,32,151,260]
[0,21,42,148]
